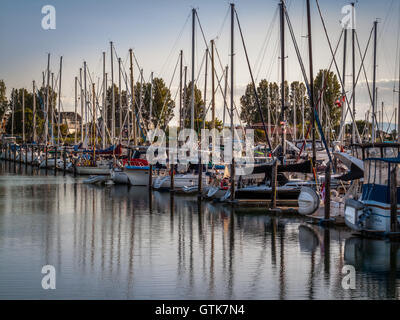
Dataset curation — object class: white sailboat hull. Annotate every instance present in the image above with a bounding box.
[75,166,111,175]
[124,168,150,186]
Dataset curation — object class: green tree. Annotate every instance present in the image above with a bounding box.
[0,80,7,118]
[137,77,175,130]
[181,81,204,131]
[313,69,341,131]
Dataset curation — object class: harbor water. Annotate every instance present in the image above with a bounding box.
[0,161,399,300]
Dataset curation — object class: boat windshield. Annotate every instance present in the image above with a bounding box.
[364,160,389,185]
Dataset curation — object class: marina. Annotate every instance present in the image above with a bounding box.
[0,162,398,300]
[1,0,400,302]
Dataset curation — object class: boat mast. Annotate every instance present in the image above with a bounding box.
[223,65,228,128]
[45,53,50,145]
[149,71,154,129]
[11,89,14,137]
[179,50,183,130]
[184,66,188,126]
[84,61,87,144]
[51,72,54,145]
[118,57,122,141]
[191,8,196,130]
[129,48,136,146]
[74,77,77,145]
[302,92,305,139]
[102,52,106,149]
[211,40,215,130]
[268,95,271,142]
[340,28,347,145]
[230,2,235,201]
[80,68,84,143]
[33,81,36,143]
[22,89,25,143]
[57,56,62,144]
[199,48,208,196]
[306,0,316,164]
[280,0,286,160]
[92,83,96,164]
[351,2,356,145]
[372,20,378,143]
[398,46,400,142]
[110,41,115,145]
[293,87,296,141]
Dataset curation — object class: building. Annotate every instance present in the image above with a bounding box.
[59,112,82,134]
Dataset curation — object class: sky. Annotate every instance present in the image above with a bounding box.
[0,0,399,127]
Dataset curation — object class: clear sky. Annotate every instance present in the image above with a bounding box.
[0,0,399,126]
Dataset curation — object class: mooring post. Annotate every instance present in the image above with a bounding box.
[171,163,175,193]
[13,145,16,171]
[63,147,66,175]
[324,162,331,221]
[45,145,48,170]
[271,159,278,209]
[73,154,77,177]
[148,164,153,191]
[390,165,398,233]
[54,146,57,175]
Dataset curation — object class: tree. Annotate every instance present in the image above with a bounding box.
[0,80,7,119]
[240,79,294,128]
[105,84,129,136]
[137,77,175,130]
[313,69,341,131]
[181,81,204,131]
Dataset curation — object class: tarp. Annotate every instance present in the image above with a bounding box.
[251,160,313,175]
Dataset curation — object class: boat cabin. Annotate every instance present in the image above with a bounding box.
[345,156,400,233]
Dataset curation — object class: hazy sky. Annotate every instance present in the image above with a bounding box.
[0,0,399,126]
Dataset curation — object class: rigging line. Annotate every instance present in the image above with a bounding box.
[354,30,374,108]
[285,3,336,165]
[157,53,180,131]
[265,36,280,82]
[212,46,245,130]
[254,6,279,81]
[315,0,362,143]
[215,6,230,43]
[344,30,380,136]
[160,11,191,76]
[180,50,206,128]
[339,26,374,128]
[235,8,272,152]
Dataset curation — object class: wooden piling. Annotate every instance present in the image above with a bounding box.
[63,147,66,175]
[54,146,57,175]
[13,145,16,170]
[45,145,48,170]
[148,164,153,190]
[271,159,278,209]
[390,165,398,233]
[324,162,331,220]
[171,163,175,193]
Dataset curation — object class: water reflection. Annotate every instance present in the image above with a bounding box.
[0,161,399,299]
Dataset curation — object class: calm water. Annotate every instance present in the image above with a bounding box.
[0,160,399,300]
